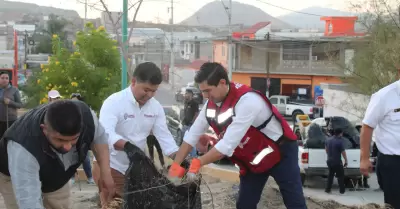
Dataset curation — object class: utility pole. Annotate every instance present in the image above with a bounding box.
[121,0,128,89]
[24,30,28,77]
[227,0,233,80]
[84,0,87,30]
[169,0,175,90]
[265,32,270,97]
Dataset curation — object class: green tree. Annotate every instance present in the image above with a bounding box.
[344,1,400,95]
[23,22,121,111]
[35,14,69,54]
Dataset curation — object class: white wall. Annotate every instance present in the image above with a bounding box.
[322,88,370,124]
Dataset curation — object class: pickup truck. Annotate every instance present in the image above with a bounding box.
[295,117,361,187]
[269,95,315,119]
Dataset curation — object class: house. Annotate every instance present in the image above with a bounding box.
[213,17,365,99]
[179,37,213,62]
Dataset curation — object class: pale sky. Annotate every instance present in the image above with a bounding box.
[10,0,351,23]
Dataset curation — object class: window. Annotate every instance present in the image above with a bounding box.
[190,44,194,53]
[280,98,285,104]
[282,42,310,60]
[222,46,225,56]
[270,98,278,104]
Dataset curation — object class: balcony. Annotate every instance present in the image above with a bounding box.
[237,60,344,76]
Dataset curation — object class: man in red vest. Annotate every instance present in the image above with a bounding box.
[169,62,307,209]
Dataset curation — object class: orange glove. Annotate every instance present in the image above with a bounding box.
[168,162,185,178]
[188,158,202,174]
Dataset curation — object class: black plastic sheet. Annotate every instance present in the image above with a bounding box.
[123,143,202,209]
[304,116,360,149]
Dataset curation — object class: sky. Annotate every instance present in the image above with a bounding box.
[9,0,351,23]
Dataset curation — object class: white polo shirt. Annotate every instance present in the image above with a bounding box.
[362,80,400,155]
[184,92,283,157]
[99,87,179,174]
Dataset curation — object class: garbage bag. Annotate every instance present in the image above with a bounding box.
[304,123,328,148]
[123,143,202,209]
[328,116,360,149]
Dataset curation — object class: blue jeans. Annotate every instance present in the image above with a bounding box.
[236,141,307,209]
[72,153,92,179]
[182,125,198,157]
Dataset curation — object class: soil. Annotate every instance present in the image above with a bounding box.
[71,175,387,209]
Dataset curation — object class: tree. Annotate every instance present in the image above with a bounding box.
[35,14,69,54]
[344,0,400,95]
[22,23,121,111]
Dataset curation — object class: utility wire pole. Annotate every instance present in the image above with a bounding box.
[266,32,270,97]
[169,0,175,90]
[227,0,233,80]
[84,0,87,30]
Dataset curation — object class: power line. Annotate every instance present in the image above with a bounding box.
[254,0,323,17]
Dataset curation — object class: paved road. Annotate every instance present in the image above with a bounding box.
[155,83,180,106]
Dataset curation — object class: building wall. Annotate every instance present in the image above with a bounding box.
[322,87,369,123]
[212,40,228,67]
[232,72,342,97]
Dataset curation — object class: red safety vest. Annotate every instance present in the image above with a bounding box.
[206,82,297,175]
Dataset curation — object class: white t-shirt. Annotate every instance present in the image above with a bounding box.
[362,80,400,155]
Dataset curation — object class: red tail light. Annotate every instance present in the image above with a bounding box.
[301,153,309,163]
[310,107,313,113]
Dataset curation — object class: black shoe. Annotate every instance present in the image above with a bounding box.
[340,190,345,194]
[325,189,331,194]
[363,184,370,189]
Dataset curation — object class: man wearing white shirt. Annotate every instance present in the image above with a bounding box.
[360,80,400,209]
[99,62,179,199]
[169,62,306,209]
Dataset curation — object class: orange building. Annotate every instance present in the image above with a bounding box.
[214,17,364,99]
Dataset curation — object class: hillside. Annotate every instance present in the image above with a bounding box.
[0,0,80,20]
[180,0,292,29]
[278,7,355,29]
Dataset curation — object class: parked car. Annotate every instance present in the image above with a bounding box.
[175,86,203,104]
[269,95,315,120]
[163,106,184,146]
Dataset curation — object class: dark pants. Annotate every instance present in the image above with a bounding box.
[147,135,165,167]
[377,153,400,209]
[325,162,345,193]
[236,141,307,209]
[0,120,15,138]
[72,153,92,180]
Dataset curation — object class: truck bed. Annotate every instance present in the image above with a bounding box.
[299,147,361,177]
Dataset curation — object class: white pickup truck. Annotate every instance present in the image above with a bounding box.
[269,95,315,119]
[296,117,361,187]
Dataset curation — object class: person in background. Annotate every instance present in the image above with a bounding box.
[360,80,400,209]
[70,93,95,184]
[0,72,22,137]
[48,90,61,102]
[325,128,347,194]
[99,62,178,200]
[181,89,199,157]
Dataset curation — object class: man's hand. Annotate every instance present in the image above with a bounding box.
[196,134,217,153]
[186,158,201,182]
[360,158,373,176]
[99,170,115,207]
[4,98,10,105]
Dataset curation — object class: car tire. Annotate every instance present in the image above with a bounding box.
[292,110,304,122]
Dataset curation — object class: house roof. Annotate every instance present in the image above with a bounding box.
[241,22,270,34]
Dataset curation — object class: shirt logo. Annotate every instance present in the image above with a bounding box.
[144,114,155,118]
[124,113,135,120]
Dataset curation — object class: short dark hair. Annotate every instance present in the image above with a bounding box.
[185,89,193,94]
[194,62,229,86]
[334,128,343,136]
[71,93,84,101]
[45,100,82,136]
[133,62,163,85]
